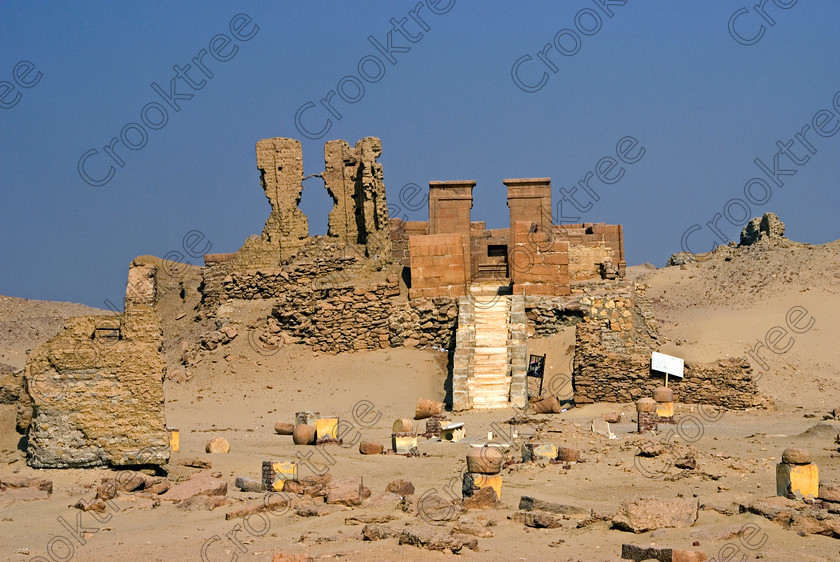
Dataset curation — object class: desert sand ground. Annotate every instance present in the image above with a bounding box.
[0,238,838,561]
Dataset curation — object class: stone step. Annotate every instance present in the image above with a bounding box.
[471,392,510,401]
[470,385,510,393]
[472,398,510,406]
[472,346,508,353]
[473,358,507,365]
[470,374,510,382]
[470,374,509,381]
[472,363,508,370]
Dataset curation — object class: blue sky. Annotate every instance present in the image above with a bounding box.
[2,1,839,308]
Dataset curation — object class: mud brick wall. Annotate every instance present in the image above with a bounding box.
[256,137,308,253]
[573,322,767,409]
[408,233,467,298]
[510,221,570,296]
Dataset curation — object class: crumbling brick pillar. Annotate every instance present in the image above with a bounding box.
[429,181,474,280]
[323,137,391,259]
[256,137,308,258]
[505,178,552,233]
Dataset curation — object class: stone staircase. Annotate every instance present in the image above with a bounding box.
[452,294,527,410]
[470,297,510,407]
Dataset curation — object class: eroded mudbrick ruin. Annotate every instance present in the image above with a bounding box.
[20,135,763,468]
[24,261,169,468]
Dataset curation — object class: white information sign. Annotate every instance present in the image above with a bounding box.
[651,351,684,378]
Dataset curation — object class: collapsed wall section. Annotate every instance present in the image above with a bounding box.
[556,223,626,281]
[202,137,392,307]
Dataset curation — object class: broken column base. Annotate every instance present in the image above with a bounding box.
[295,411,319,426]
[777,462,819,499]
[262,460,297,491]
[168,428,180,452]
[463,472,502,500]
[392,433,417,454]
[315,417,338,442]
[422,415,447,438]
[637,411,658,434]
[655,401,674,418]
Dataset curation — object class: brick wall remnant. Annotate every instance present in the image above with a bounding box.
[24,259,169,468]
[323,137,391,259]
[573,322,767,408]
[256,137,308,254]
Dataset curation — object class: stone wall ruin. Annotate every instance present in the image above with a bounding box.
[24,259,169,468]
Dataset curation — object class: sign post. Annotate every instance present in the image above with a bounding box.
[651,352,684,387]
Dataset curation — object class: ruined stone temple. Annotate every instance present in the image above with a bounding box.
[20,136,763,468]
[198,137,759,411]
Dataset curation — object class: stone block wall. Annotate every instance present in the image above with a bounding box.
[390,219,430,268]
[408,233,468,298]
[510,221,570,296]
[555,223,626,280]
[573,322,766,408]
[505,178,552,232]
[429,181,474,277]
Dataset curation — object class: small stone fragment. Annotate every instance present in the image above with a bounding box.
[385,479,414,496]
[359,441,383,455]
[275,422,294,435]
[235,477,264,492]
[180,457,212,469]
[205,437,230,454]
[782,448,811,465]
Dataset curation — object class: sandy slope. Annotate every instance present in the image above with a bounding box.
[629,239,840,410]
[0,295,114,369]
